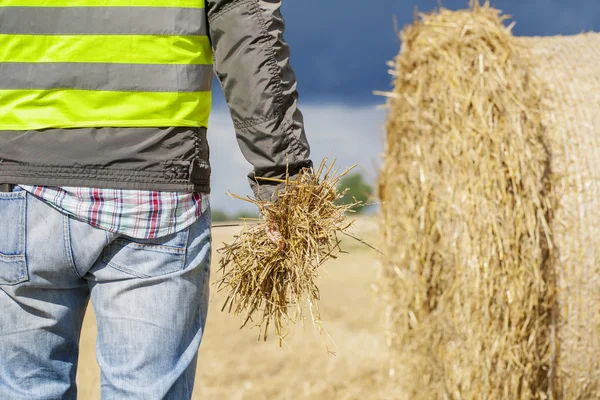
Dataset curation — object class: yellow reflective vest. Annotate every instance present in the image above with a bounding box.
[0,0,213,130]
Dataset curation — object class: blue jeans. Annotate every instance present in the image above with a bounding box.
[0,185,211,399]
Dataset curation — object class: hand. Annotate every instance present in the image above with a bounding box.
[265,220,285,251]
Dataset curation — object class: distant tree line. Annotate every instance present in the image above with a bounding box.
[211,172,374,221]
[211,209,259,223]
[335,172,373,213]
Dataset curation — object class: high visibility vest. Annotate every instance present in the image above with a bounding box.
[0,0,213,131]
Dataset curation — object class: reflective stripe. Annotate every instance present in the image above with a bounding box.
[0,35,212,64]
[0,89,211,130]
[1,0,204,7]
[0,7,207,36]
[0,63,213,92]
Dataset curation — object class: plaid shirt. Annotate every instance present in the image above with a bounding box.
[17,185,207,239]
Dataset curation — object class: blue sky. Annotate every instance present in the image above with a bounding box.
[209,1,600,213]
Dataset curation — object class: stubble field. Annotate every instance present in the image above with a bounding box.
[75,216,394,399]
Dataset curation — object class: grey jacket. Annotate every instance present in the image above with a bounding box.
[0,0,312,199]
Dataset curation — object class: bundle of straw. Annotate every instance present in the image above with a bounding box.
[217,159,361,347]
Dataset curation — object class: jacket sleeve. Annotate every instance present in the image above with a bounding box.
[206,0,313,201]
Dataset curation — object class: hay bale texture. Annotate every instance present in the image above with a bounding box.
[379,2,600,399]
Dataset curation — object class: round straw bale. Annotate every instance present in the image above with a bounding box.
[379,2,600,399]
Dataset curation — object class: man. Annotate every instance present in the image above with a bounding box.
[0,1,312,398]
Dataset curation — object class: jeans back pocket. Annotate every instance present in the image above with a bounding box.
[0,191,28,285]
[102,228,189,279]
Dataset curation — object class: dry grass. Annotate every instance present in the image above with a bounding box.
[217,159,362,347]
[378,1,555,398]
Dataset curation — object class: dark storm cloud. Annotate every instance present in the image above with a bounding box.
[274,0,600,104]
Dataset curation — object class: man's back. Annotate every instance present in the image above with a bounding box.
[0,1,312,398]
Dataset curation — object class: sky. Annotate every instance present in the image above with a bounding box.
[209,0,600,213]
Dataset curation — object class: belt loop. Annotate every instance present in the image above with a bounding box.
[0,184,15,192]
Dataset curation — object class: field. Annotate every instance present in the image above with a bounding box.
[75,216,393,399]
